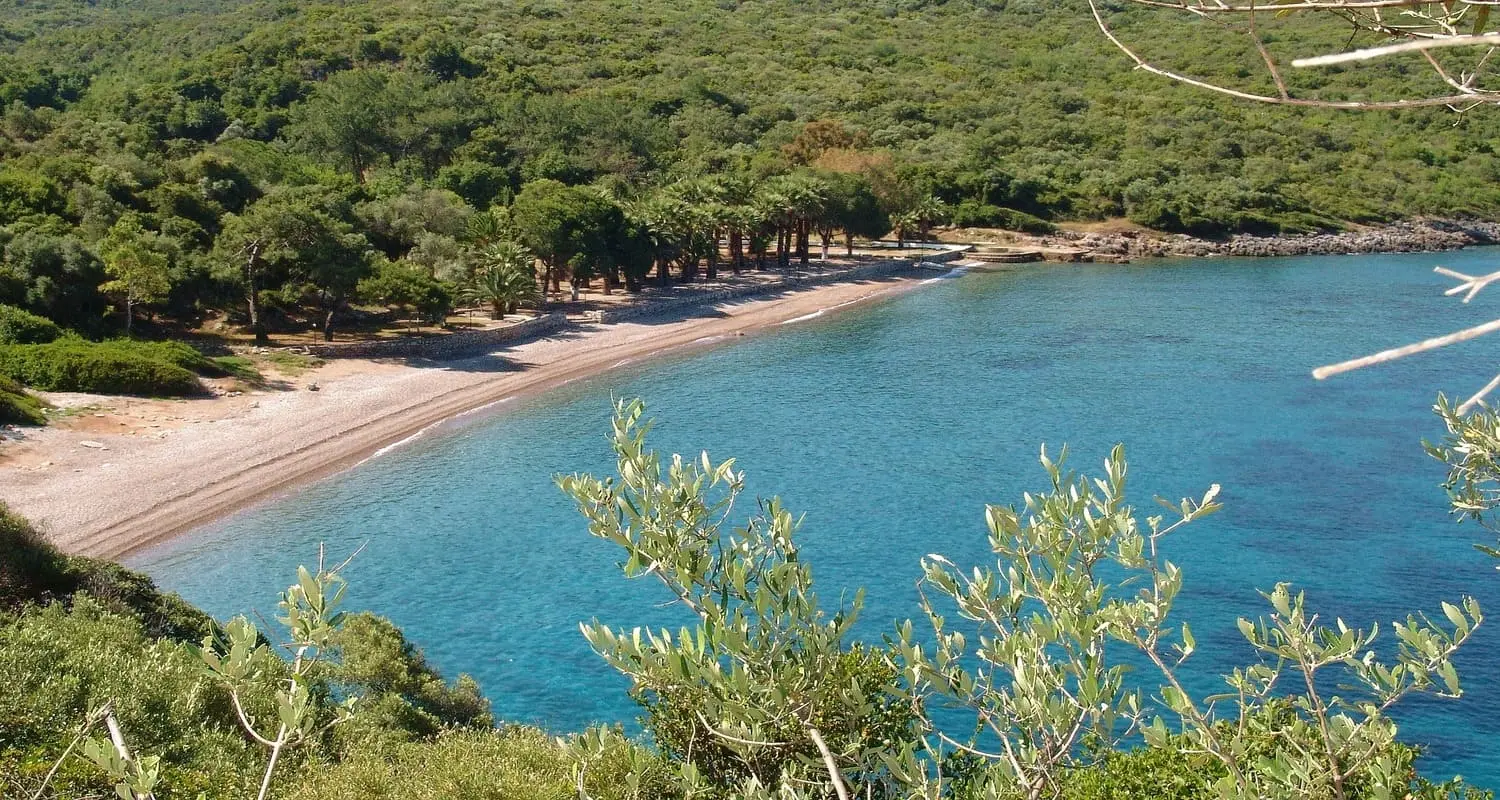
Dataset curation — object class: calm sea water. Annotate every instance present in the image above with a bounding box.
[137,251,1500,786]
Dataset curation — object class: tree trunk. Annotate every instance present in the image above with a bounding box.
[124,297,134,338]
[322,308,335,342]
[658,257,671,287]
[730,230,744,273]
[246,245,268,345]
[706,234,719,281]
[490,299,504,320]
[797,220,810,265]
[845,232,855,257]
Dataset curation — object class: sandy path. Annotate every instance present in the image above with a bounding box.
[0,274,923,559]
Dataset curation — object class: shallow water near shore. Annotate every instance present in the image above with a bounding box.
[138,250,1500,786]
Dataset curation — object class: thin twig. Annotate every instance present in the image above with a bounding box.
[693,710,789,747]
[1293,31,1500,65]
[1459,373,1500,413]
[807,726,852,800]
[1312,317,1500,379]
[30,704,110,800]
[1089,0,1500,107]
[1436,266,1500,302]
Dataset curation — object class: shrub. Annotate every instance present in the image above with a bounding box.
[288,727,674,800]
[0,600,273,800]
[0,503,215,641]
[0,340,202,396]
[330,613,493,746]
[0,375,47,425]
[0,304,62,345]
[950,201,1057,234]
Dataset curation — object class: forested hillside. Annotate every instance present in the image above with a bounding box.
[5,0,1495,225]
[1,0,1497,358]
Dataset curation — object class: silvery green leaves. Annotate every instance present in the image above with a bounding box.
[559,399,916,799]
[1189,582,1483,800]
[897,445,1214,800]
[1427,394,1500,562]
[567,402,1487,800]
[192,561,359,800]
[79,736,160,800]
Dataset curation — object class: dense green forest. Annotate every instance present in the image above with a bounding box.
[0,0,1498,364]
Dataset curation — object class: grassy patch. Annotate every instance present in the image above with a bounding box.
[261,350,325,377]
[208,355,263,384]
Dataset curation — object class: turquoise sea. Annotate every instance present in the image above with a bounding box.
[137,250,1500,786]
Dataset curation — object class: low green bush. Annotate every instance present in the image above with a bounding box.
[0,600,275,800]
[950,201,1058,234]
[0,503,214,641]
[288,727,674,800]
[0,305,62,345]
[206,355,262,383]
[329,612,494,747]
[0,340,202,396]
[0,375,47,425]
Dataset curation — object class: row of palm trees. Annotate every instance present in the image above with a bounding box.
[454,172,950,318]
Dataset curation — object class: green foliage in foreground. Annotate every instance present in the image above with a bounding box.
[561,399,1489,800]
[288,727,673,800]
[0,338,207,395]
[0,503,649,800]
[0,503,213,640]
[7,387,1500,800]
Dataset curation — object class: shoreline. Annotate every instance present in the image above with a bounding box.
[1054,219,1500,260]
[1,272,927,561]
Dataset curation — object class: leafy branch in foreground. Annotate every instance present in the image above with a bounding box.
[888,445,1220,800]
[558,398,917,799]
[567,400,1488,800]
[904,445,1483,800]
[1429,395,1500,561]
[189,560,359,800]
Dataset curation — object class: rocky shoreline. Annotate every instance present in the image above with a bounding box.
[1046,220,1500,260]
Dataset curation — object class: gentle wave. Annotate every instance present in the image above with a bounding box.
[921,265,969,284]
[356,425,440,467]
[780,296,872,325]
[779,309,826,325]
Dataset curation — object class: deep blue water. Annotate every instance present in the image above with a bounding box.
[137,251,1500,786]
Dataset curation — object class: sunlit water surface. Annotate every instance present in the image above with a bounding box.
[138,251,1500,786]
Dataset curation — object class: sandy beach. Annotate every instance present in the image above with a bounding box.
[0,272,925,559]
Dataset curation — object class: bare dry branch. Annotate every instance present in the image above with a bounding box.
[1293,32,1500,65]
[1312,317,1500,379]
[1092,0,1500,108]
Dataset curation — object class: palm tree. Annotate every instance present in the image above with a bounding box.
[464,240,539,318]
[631,194,688,287]
[759,174,828,266]
[892,209,920,248]
[752,185,795,268]
[911,195,949,242]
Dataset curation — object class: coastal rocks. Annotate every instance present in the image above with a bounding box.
[1048,220,1500,260]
